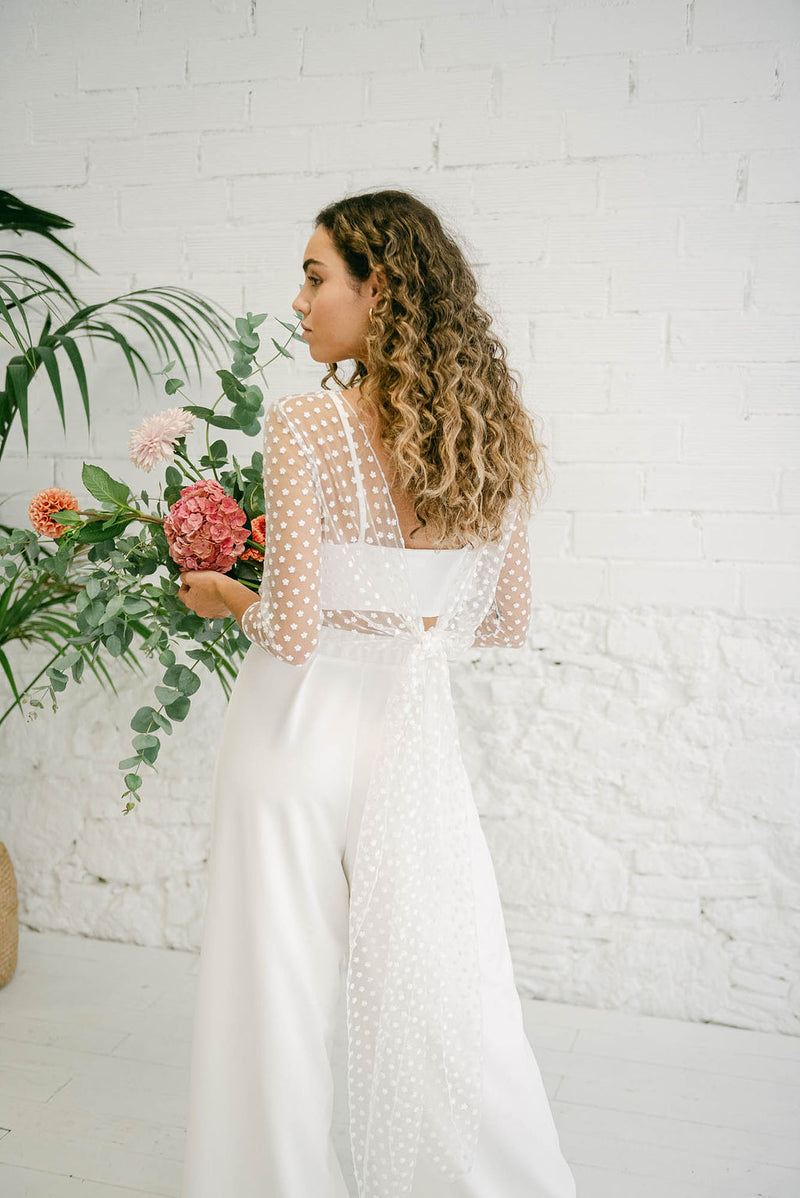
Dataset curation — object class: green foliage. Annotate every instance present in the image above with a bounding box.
[2,298,300,814]
[0,194,307,815]
[0,183,237,459]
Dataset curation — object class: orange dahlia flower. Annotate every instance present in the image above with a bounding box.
[28,487,80,538]
[240,514,266,563]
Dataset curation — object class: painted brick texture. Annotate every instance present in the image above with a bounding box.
[0,0,797,1033]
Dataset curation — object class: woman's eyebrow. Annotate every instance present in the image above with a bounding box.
[303,258,326,272]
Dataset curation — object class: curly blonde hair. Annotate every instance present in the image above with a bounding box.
[315,188,550,547]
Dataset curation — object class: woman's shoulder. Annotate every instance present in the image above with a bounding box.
[272,387,339,427]
[267,390,352,465]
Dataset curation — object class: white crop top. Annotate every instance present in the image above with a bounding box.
[401,546,471,616]
[319,542,471,618]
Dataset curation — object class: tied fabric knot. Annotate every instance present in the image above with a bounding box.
[413,625,447,660]
[346,618,484,1198]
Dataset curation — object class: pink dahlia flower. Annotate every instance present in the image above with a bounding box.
[240,513,266,562]
[28,487,80,539]
[128,407,195,472]
[163,479,249,573]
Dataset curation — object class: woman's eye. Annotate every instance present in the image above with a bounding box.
[308,276,321,286]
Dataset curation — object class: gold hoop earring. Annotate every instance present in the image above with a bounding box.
[369,307,374,322]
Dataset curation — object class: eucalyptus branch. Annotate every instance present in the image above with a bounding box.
[120,621,233,815]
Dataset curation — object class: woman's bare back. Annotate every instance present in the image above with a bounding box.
[340,384,459,552]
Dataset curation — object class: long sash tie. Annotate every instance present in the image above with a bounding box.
[346,626,484,1198]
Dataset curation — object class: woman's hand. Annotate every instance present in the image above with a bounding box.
[177,571,232,619]
[177,571,260,632]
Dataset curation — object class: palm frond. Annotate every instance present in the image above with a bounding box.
[0,190,96,274]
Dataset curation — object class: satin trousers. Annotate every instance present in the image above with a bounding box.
[181,637,577,1198]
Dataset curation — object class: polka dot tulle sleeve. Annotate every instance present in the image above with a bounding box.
[471,506,532,648]
[240,402,323,665]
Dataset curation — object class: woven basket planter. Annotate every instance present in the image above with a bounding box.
[0,842,18,988]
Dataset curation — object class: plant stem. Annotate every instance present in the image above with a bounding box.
[0,642,68,728]
[121,621,234,812]
[201,319,303,464]
[173,446,204,482]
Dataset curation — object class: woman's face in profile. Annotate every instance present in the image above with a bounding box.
[292,225,381,365]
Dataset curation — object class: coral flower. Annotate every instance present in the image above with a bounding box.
[240,513,266,562]
[163,479,249,573]
[28,487,80,539]
[128,407,195,472]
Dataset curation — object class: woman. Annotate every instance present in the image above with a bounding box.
[179,190,576,1198]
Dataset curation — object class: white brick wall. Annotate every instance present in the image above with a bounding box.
[0,0,798,1034]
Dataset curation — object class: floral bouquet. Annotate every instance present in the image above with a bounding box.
[0,310,302,814]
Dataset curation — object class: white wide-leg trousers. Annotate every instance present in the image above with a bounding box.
[181,638,576,1198]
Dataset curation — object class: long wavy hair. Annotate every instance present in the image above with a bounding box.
[314,188,550,547]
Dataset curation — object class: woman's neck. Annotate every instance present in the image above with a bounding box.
[350,377,382,432]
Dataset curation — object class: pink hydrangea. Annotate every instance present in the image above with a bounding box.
[163,479,249,573]
[129,407,195,472]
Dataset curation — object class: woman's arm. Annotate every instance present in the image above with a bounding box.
[238,402,323,665]
[470,508,532,648]
[176,401,323,664]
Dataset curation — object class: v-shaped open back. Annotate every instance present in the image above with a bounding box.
[241,387,532,662]
[333,386,465,551]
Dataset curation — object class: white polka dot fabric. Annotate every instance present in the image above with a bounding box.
[239,387,532,1198]
[240,401,323,664]
[240,388,532,662]
[471,505,531,648]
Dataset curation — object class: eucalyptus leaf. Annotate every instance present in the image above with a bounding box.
[217,369,246,402]
[165,694,190,721]
[105,593,125,620]
[151,710,172,735]
[122,596,149,615]
[139,741,160,764]
[202,412,238,430]
[131,705,158,733]
[132,732,159,751]
[47,667,68,691]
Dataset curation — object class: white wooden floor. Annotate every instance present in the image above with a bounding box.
[0,927,798,1197]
